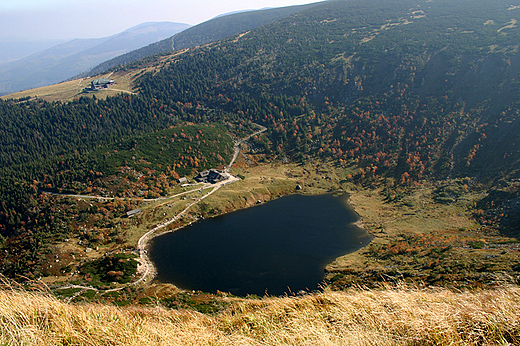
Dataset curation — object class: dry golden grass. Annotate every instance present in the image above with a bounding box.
[1,69,139,102]
[1,286,519,345]
[1,78,89,102]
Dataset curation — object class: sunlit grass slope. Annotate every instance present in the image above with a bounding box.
[1,286,519,345]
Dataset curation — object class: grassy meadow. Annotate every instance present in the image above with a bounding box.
[1,283,519,345]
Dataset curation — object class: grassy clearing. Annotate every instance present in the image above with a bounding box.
[1,285,519,345]
[1,68,140,102]
[326,180,520,288]
[200,163,305,214]
[1,54,178,103]
[1,78,88,102]
[334,184,482,249]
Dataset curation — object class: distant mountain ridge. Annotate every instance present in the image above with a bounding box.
[0,22,190,95]
[0,39,68,65]
[82,3,318,77]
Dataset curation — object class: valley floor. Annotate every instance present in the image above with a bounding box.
[4,146,520,345]
[43,157,520,294]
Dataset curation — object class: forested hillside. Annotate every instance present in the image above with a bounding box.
[135,0,520,183]
[2,0,520,279]
[0,92,235,277]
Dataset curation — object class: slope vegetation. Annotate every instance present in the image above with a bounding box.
[134,0,520,183]
[1,285,519,345]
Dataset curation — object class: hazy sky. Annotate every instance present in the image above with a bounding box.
[1,0,320,41]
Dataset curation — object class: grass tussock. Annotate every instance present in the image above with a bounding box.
[0,286,519,345]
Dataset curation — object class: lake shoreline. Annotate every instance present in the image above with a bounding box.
[147,192,372,296]
[137,188,372,288]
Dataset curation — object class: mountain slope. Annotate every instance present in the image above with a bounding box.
[133,0,520,182]
[3,0,520,189]
[83,3,318,76]
[1,0,520,281]
[0,22,190,95]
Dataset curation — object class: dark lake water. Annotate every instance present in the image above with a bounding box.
[149,193,372,296]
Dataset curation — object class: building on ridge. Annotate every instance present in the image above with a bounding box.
[84,78,116,92]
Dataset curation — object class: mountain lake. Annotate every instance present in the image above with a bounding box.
[149,192,372,296]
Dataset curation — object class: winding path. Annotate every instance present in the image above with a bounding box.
[134,176,238,286]
[226,123,267,172]
[41,183,209,202]
[133,125,266,285]
[55,123,265,294]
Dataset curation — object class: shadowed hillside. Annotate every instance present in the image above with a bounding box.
[132,0,520,183]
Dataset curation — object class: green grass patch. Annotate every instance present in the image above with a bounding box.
[79,253,138,285]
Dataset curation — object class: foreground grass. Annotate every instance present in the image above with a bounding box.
[1,286,519,345]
